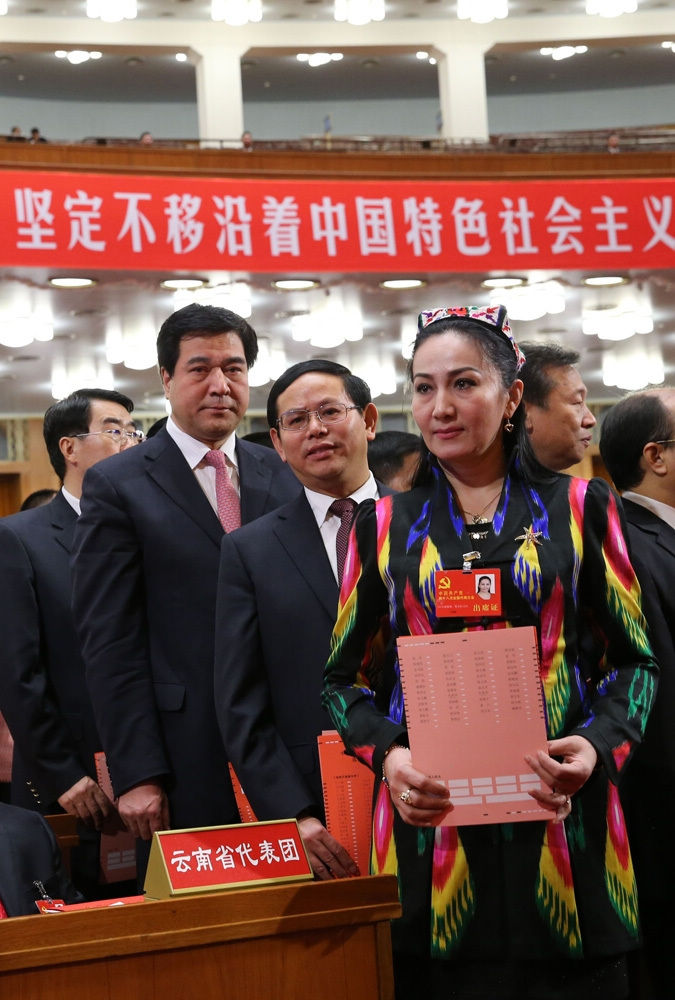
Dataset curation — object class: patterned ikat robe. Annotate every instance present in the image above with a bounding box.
[323,461,657,963]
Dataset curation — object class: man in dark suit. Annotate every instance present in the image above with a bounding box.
[72,304,300,857]
[599,388,675,1000]
[519,343,596,472]
[215,360,389,878]
[0,387,139,895]
[0,803,83,917]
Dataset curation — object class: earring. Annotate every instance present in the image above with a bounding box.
[504,417,514,433]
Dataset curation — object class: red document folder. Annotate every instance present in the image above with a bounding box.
[318,731,374,874]
[94,752,137,882]
[397,627,550,825]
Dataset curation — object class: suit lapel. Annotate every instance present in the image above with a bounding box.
[48,491,78,554]
[625,498,675,559]
[236,440,275,523]
[145,431,223,547]
[272,494,338,619]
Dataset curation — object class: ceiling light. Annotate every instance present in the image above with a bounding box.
[602,343,663,391]
[0,2,7,14]
[585,0,637,16]
[175,53,188,63]
[160,277,207,290]
[52,357,115,400]
[416,51,429,60]
[297,53,343,67]
[457,0,508,24]
[540,45,588,61]
[86,0,137,21]
[581,275,628,287]
[334,0,385,26]
[48,276,97,288]
[379,279,426,290]
[248,338,272,388]
[173,282,252,318]
[662,41,675,51]
[489,281,565,322]
[211,0,263,25]
[273,279,320,291]
[582,297,653,341]
[54,50,102,65]
[481,275,525,289]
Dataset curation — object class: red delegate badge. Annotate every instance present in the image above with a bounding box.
[435,568,502,617]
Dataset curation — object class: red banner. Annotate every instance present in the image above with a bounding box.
[2,170,675,272]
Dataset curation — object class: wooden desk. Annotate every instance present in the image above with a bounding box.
[0,875,400,1000]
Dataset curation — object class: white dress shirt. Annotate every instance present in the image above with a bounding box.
[304,472,379,583]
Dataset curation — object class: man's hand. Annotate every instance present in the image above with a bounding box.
[297,815,360,881]
[117,781,169,840]
[57,775,114,831]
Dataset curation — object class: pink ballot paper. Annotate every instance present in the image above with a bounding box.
[397,627,550,826]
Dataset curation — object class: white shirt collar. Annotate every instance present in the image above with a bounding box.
[166,415,238,470]
[61,485,80,515]
[304,472,379,529]
[622,491,675,533]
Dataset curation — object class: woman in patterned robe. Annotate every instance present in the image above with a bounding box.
[323,306,657,1000]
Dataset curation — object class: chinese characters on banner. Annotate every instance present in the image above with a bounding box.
[3,170,675,272]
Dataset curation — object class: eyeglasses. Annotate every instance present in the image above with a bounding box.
[277,402,361,432]
[73,428,145,444]
[655,439,675,446]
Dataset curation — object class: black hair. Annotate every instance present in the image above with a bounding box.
[266,359,372,428]
[368,430,422,486]
[156,303,258,377]
[43,387,134,481]
[519,342,581,409]
[599,391,673,492]
[407,315,543,486]
[240,430,275,449]
[145,416,168,439]
[20,488,57,511]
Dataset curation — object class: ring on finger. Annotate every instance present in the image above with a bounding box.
[400,788,413,804]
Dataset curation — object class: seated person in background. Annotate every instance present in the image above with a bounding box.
[241,130,253,150]
[367,429,422,491]
[29,127,47,144]
[0,802,83,917]
[519,342,596,472]
[139,130,153,145]
[7,125,25,142]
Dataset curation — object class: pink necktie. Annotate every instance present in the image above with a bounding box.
[203,450,241,533]
[329,498,357,587]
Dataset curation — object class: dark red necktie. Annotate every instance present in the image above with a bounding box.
[329,498,357,587]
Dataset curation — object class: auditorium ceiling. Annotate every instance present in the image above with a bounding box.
[1,265,674,417]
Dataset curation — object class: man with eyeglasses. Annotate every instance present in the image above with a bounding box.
[600,389,675,1000]
[214,359,392,879]
[0,387,137,898]
[71,305,300,874]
